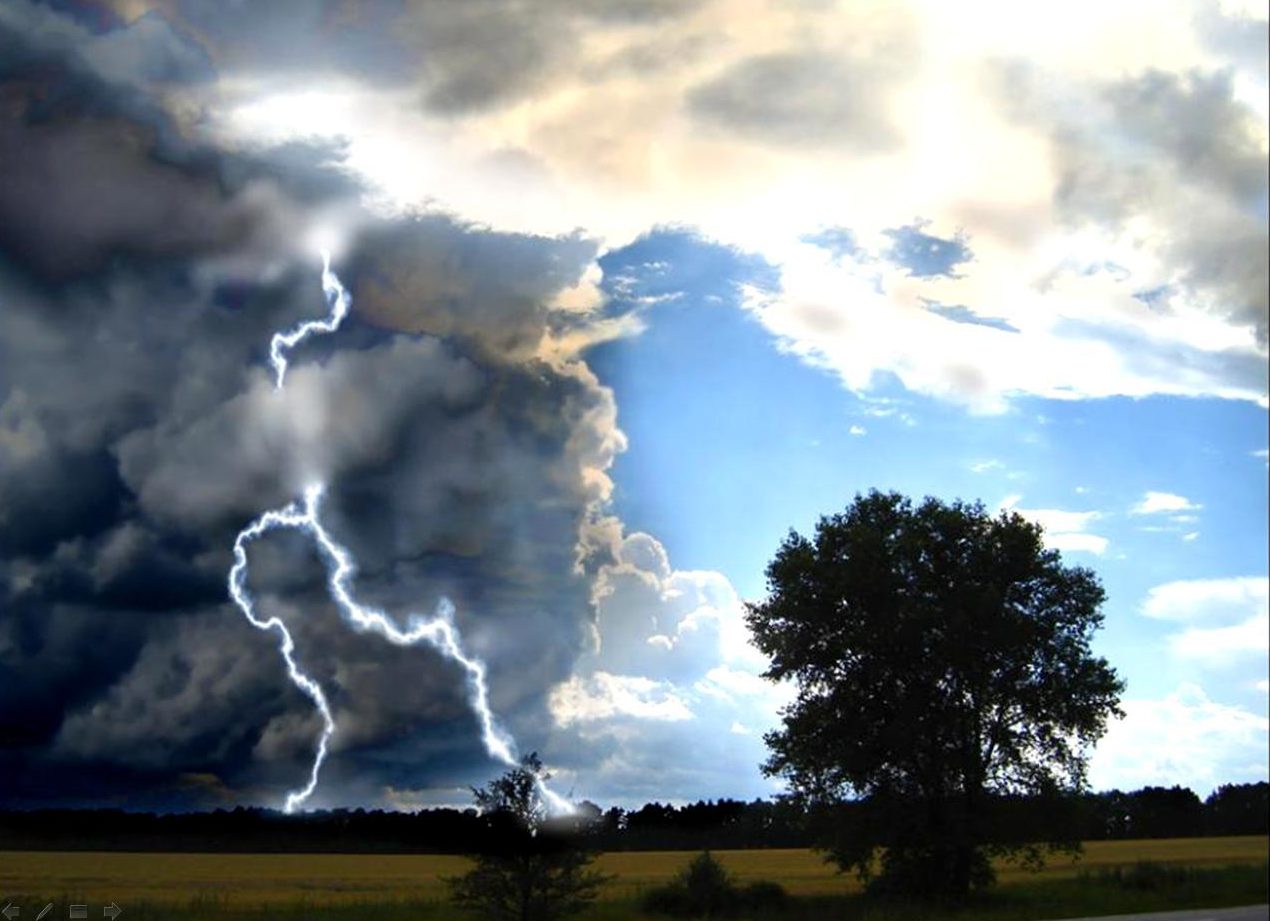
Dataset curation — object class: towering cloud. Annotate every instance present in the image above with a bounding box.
[0,2,631,808]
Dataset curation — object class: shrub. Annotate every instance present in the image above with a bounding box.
[739,880,788,912]
[640,851,787,918]
[1085,861,1197,892]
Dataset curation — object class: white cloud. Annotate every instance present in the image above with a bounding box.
[1141,576,1268,621]
[1171,613,1270,664]
[549,672,694,726]
[1140,576,1269,668]
[1045,532,1111,555]
[848,424,867,436]
[1090,683,1269,795]
[213,0,1268,412]
[970,459,1004,473]
[547,526,790,804]
[1000,495,1109,555]
[1132,491,1202,515]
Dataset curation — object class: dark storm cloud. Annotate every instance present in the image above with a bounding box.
[0,2,620,809]
[1,225,614,807]
[412,0,563,114]
[0,601,151,754]
[1102,69,1267,210]
[408,0,700,114]
[0,3,331,283]
[0,1,212,88]
[408,0,701,114]
[348,218,598,361]
[147,0,416,84]
[0,113,291,280]
[142,0,697,117]
[686,49,903,150]
[0,447,124,558]
[50,610,309,774]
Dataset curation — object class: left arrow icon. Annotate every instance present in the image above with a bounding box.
[2,902,20,919]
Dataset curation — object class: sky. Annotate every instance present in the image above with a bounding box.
[0,0,1265,813]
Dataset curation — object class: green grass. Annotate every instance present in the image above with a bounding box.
[1,838,1265,920]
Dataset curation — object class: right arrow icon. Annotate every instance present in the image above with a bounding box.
[102,906,121,921]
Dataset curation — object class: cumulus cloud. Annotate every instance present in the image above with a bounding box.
[1170,615,1270,664]
[550,673,693,725]
[1140,576,1268,670]
[1000,495,1109,555]
[1090,683,1269,795]
[1132,491,1202,515]
[546,528,791,805]
[1141,576,1268,621]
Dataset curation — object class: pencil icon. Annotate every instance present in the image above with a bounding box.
[35,905,52,921]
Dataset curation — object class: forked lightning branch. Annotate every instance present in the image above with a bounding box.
[227,251,569,814]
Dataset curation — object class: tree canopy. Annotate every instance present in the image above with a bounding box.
[745,491,1124,899]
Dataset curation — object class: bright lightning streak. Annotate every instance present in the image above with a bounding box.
[230,253,572,816]
[299,482,519,766]
[228,500,336,814]
[268,249,350,389]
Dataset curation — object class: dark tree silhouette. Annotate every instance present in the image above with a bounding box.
[446,754,611,921]
[1204,782,1269,836]
[746,491,1124,901]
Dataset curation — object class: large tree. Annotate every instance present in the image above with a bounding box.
[746,491,1124,900]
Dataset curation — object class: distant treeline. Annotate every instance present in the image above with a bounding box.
[1,782,1264,853]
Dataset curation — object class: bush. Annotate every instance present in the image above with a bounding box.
[640,851,787,918]
[1079,859,1270,903]
[739,880,788,912]
[1086,861,1200,892]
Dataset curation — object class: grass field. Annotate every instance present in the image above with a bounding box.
[1,837,1266,919]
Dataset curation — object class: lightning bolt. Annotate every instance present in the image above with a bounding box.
[228,501,336,814]
[268,249,350,389]
[229,252,571,815]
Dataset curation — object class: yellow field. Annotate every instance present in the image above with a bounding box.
[1,837,1265,908]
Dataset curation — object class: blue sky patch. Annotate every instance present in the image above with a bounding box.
[924,301,1019,333]
[885,222,972,277]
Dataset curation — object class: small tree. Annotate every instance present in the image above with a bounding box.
[746,491,1124,901]
[641,851,788,918]
[447,754,611,921]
